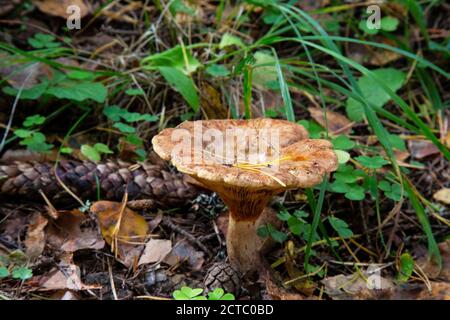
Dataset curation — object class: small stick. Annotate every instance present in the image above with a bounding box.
[161,217,212,256]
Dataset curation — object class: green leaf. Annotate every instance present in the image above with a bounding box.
[144,45,201,75]
[220,293,235,300]
[355,155,389,169]
[125,134,144,147]
[125,88,145,96]
[328,216,353,238]
[276,209,291,221]
[173,290,189,300]
[169,0,195,16]
[381,16,399,32]
[257,224,269,238]
[205,64,230,77]
[388,134,406,151]
[113,122,136,133]
[329,180,350,193]
[11,266,33,280]
[0,266,10,278]
[81,145,101,162]
[297,120,324,139]
[397,253,414,283]
[23,115,45,127]
[158,66,199,112]
[46,81,107,103]
[332,136,355,150]
[219,33,245,49]
[358,20,379,35]
[252,51,278,89]
[20,132,53,153]
[207,288,224,300]
[267,223,288,243]
[120,112,158,123]
[334,149,350,164]
[60,147,73,154]
[104,105,125,121]
[287,216,306,237]
[67,70,96,80]
[14,129,33,138]
[94,143,113,154]
[346,68,406,121]
[345,184,366,201]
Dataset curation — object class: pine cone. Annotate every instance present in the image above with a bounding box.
[0,160,201,207]
[204,262,241,296]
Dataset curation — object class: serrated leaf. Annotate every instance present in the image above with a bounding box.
[329,216,353,238]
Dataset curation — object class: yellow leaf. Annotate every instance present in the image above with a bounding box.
[90,201,148,265]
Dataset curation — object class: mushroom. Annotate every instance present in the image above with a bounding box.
[152,119,338,274]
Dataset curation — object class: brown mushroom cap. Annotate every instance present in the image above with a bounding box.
[152,118,338,190]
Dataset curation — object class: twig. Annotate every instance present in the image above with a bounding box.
[161,217,212,256]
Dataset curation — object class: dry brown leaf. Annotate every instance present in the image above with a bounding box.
[347,38,402,67]
[389,282,450,300]
[308,107,353,135]
[32,0,91,19]
[39,264,99,291]
[408,140,440,159]
[90,201,148,267]
[138,239,172,266]
[322,270,395,300]
[433,188,450,205]
[163,239,204,271]
[263,269,307,300]
[25,213,48,261]
[200,82,228,119]
[417,240,450,281]
[0,61,53,89]
[46,210,105,252]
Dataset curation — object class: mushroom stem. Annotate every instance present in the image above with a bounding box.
[204,185,282,274]
[227,216,263,273]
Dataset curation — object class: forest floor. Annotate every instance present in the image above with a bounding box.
[0,1,449,300]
